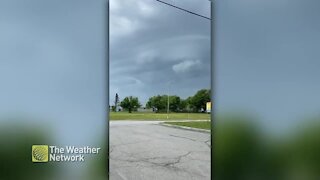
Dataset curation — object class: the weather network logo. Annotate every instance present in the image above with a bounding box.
[32,144,101,163]
[32,145,49,163]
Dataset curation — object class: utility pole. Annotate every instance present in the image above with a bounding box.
[166,81,172,119]
[167,94,170,119]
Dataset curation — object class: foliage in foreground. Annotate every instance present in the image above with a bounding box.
[214,114,320,180]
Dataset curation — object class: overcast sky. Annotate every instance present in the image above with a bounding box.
[110,0,211,106]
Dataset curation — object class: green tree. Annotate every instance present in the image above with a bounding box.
[169,95,181,112]
[146,95,181,112]
[146,89,211,113]
[190,89,211,112]
[184,96,193,111]
[120,96,141,113]
[111,105,116,112]
[146,95,165,112]
[179,99,188,112]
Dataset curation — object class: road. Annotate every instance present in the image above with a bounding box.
[109,121,211,180]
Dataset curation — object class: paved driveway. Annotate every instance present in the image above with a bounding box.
[110,121,211,180]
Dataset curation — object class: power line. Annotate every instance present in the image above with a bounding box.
[155,0,211,20]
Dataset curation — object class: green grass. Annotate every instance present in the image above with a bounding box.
[164,121,211,130]
[110,111,210,121]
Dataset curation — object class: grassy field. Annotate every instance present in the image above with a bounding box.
[110,111,211,120]
[164,121,211,130]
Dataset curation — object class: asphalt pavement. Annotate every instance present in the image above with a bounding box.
[109,121,211,180]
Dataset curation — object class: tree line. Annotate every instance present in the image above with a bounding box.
[112,89,211,113]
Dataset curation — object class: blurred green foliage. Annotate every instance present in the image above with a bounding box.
[214,114,320,180]
[85,140,108,180]
[0,118,58,180]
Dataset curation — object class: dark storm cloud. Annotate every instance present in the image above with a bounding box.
[110,0,211,105]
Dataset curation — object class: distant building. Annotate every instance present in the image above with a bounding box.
[116,106,122,112]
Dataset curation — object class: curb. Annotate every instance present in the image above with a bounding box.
[159,123,211,133]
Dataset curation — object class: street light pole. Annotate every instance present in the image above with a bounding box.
[166,81,172,119]
[167,94,170,119]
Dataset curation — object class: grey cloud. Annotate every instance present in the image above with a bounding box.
[172,59,202,74]
[110,0,211,105]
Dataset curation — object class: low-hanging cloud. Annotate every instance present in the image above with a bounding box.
[172,59,202,74]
